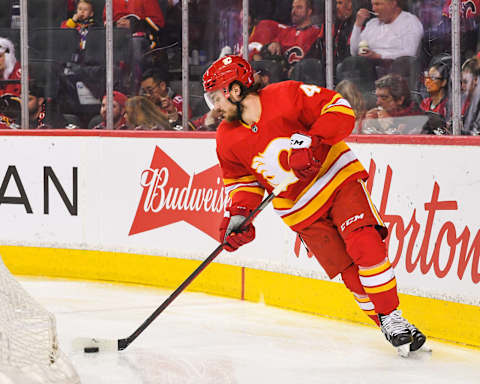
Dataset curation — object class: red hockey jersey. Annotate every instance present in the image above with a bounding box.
[103,0,164,28]
[217,81,367,232]
[249,20,322,64]
[0,62,21,97]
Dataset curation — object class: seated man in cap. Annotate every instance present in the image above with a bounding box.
[92,91,129,130]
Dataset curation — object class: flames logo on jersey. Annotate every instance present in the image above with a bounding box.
[444,0,479,18]
[251,138,297,188]
[284,46,305,64]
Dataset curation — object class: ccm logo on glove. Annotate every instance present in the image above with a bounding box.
[290,133,312,149]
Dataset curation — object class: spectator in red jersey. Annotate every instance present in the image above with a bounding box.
[420,62,450,120]
[0,38,21,97]
[92,91,129,130]
[61,0,97,51]
[248,0,323,75]
[104,0,164,49]
[139,69,190,129]
[0,94,20,129]
[362,74,424,134]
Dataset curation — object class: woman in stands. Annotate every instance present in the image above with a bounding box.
[420,61,450,120]
[125,96,171,130]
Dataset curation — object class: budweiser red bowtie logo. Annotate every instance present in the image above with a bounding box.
[129,146,228,240]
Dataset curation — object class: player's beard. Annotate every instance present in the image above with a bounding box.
[224,102,243,122]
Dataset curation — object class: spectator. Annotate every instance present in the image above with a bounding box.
[461,57,480,135]
[92,91,129,130]
[253,67,273,88]
[104,0,165,50]
[28,84,66,129]
[139,69,188,128]
[0,38,21,97]
[350,0,423,61]
[320,0,359,67]
[420,0,480,63]
[163,0,182,47]
[125,96,171,130]
[335,79,367,133]
[0,94,20,129]
[61,0,97,51]
[188,109,223,131]
[362,73,424,134]
[248,0,322,72]
[420,61,450,120]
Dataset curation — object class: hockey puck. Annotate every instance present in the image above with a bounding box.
[84,346,99,353]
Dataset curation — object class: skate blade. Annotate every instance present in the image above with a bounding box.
[411,343,432,353]
[397,344,410,358]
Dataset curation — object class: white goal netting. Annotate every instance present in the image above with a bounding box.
[0,255,80,384]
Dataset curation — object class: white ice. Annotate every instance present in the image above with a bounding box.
[19,277,480,384]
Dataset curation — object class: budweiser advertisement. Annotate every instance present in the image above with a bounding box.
[0,134,478,306]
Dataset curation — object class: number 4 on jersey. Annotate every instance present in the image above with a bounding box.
[300,84,321,97]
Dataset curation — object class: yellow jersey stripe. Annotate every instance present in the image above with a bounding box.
[320,93,342,115]
[324,105,355,117]
[230,187,265,199]
[223,175,257,185]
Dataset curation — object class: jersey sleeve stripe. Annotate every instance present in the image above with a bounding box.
[225,181,263,195]
[223,175,258,185]
[323,105,355,118]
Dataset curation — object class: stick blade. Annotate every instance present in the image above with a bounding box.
[72,337,119,353]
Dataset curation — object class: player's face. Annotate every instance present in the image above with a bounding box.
[336,0,352,20]
[372,0,396,23]
[291,0,310,26]
[209,89,237,122]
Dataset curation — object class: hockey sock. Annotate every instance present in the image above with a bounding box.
[341,264,380,326]
[344,226,399,315]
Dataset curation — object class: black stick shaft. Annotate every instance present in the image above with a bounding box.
[118,191,277,350]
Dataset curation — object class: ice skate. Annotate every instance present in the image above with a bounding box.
[378,309,413,357]
[406,323,430,352]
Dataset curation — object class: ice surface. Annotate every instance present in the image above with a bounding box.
[18,278,480,384]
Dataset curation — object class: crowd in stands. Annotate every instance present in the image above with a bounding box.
[0,0,480,135]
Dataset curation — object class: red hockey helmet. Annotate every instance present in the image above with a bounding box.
[203,55,254,93]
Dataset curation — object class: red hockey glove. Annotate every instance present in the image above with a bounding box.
[219,206,256,252]
[288,132,322,179]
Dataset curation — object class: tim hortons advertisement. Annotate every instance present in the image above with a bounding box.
[0,134,478,305]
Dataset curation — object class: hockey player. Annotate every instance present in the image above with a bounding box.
[203,55,426,356]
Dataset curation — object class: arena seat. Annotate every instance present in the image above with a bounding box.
[83,27,132,66]
[27,0,67,29]
[29,28,80,64]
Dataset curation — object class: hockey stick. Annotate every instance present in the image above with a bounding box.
[72,174,295,353]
